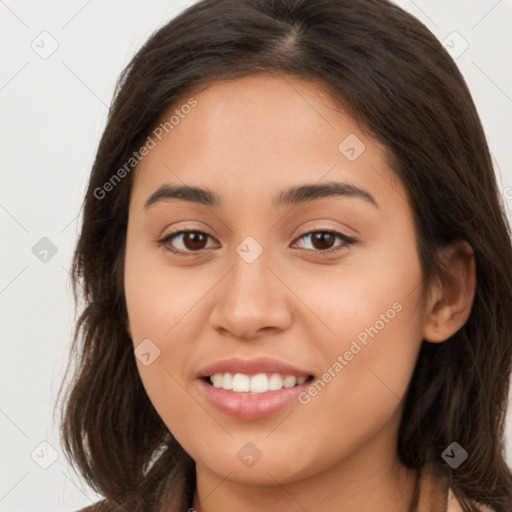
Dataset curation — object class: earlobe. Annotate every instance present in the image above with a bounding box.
[423,240,476,343]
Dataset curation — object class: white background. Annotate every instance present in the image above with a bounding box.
[1,0,511,510]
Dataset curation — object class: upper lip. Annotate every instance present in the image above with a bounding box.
[197,357,313,378]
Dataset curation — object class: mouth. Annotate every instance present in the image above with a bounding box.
[198,372,315,419]
[195,357,316,418]
[201,372,315,394]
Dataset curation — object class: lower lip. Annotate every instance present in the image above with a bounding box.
[197,378,312,419]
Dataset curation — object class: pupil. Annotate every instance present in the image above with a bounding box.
[185,232,206,250]
[313,232,334,250]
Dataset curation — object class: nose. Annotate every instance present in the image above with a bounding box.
[209,248,293,340]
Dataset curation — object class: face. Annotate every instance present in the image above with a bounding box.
[124,73,429,487]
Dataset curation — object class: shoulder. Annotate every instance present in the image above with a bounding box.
[447,488,496,512]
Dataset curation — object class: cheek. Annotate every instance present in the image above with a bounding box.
[124,240,212,342]
[124,241,216,433]
[290,240,425,437]
[279,235,423,350]
[282,299,424,482]
[124,266,201,455]
[321,303,423,411]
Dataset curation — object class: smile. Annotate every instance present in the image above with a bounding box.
[198,373,314,419]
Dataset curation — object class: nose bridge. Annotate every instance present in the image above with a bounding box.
[228,236,278,311]
[232,236,272,295]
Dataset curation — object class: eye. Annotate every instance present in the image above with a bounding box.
[157,230,218,256]
[291,230,357,256]
[157,228,357,257]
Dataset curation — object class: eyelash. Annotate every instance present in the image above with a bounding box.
[156,228,357,257]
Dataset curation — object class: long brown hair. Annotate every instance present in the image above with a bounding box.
[56,0,512,510]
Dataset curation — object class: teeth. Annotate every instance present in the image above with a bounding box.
[209,372,310,393]
[232,373,250,392]
[250,373,269,393]
[222,372,233,390]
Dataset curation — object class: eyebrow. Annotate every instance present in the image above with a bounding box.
[144,181,379,210]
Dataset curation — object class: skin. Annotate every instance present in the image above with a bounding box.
[123,73,476,512]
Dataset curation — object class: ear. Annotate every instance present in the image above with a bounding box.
[423,240,476,343]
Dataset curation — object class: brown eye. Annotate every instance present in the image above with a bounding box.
[310,232,336,250]
[180,232,208,251]
[158,230,217,255]
[293,230,357,255]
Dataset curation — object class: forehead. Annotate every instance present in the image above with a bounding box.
[131,73,405,211]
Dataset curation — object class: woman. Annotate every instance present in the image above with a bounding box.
[57,0,512,510]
